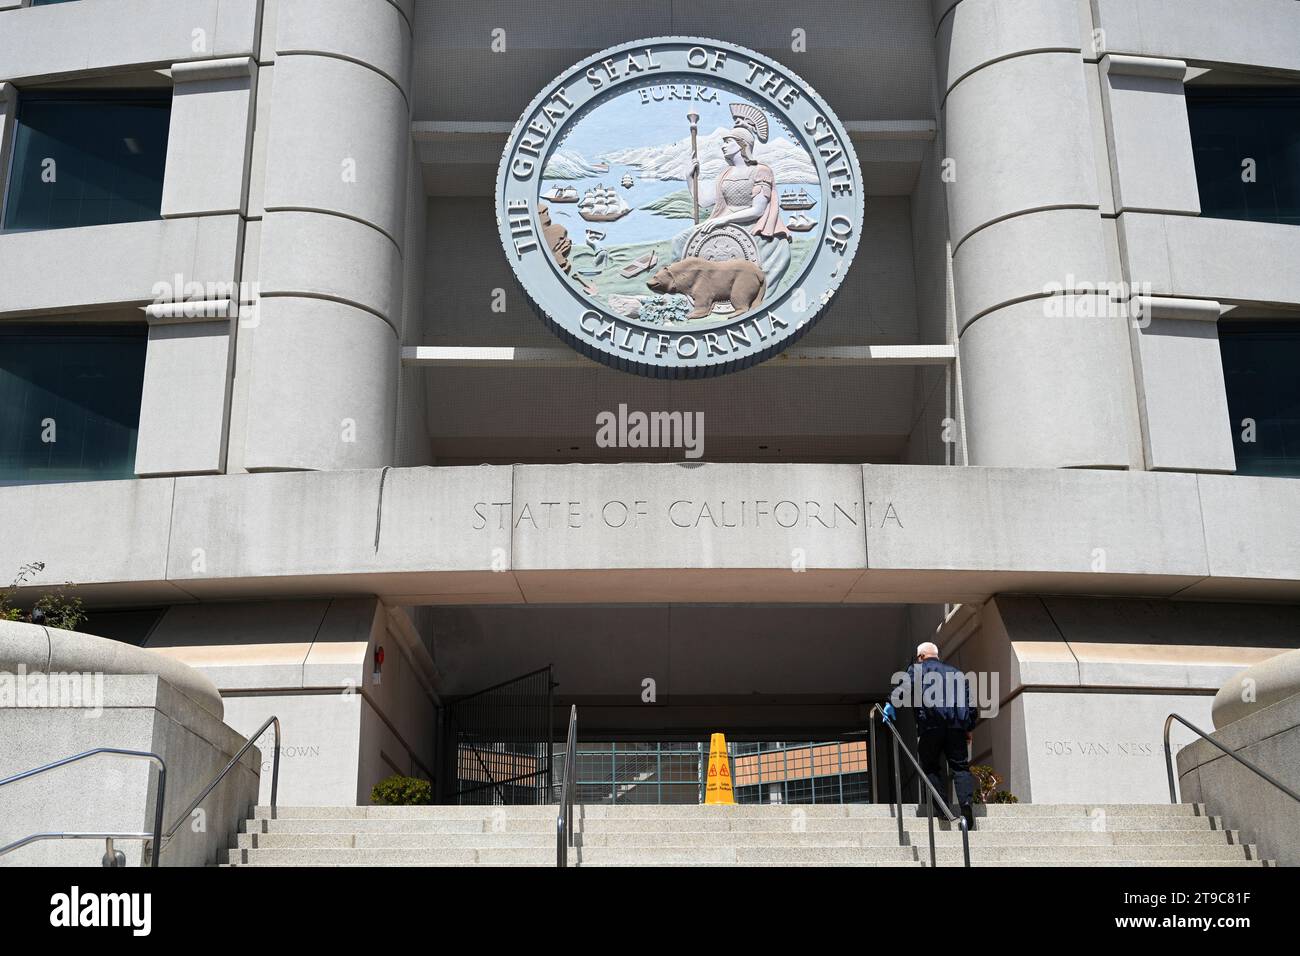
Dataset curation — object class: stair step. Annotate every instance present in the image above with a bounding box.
[922,844,1257,861]
[232,829,1241,850]
[242,815,1225,835]
[226,803,1276,866]
[225,846,920,865]
[249,803,1208,820]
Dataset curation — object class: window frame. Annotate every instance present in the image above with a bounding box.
[0,87,174,234]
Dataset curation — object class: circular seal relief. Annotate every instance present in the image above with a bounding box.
[496,37,863,378]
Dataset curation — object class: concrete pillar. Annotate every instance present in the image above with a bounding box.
[937,0,1144,468]
[162,56,258,218]
[1098,55,1200,216]
[133,57,260,477]
[1093,54,1236,473]
[136,309,236,476]
[1129,297,1236,472]
[238,0,412,472]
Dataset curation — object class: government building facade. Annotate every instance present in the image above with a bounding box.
[1,0,1298,825]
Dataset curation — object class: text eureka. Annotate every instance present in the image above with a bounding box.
[472,499,895,531]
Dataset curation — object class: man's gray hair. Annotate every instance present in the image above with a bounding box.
[915,641,940,660]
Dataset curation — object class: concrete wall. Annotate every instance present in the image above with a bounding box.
[934,0,1300,471]
[4,0,1294,474]
[0,673,258,867]
[1177,693,1300,866]
[944,595,1300,804]
[3,464,1300,607]
[143,598,438,805]
[0,0,416,477]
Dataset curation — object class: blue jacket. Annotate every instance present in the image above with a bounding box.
[891,658,978,732]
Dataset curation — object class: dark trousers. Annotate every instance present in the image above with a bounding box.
[918,728,974,809]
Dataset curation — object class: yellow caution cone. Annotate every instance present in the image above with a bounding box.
[703,732,735,805]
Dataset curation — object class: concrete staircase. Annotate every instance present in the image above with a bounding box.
[223,803,1275,866]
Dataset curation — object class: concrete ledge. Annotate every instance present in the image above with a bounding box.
[0,621,224,719]
[1,465,1298,605]
[0,0,258,84]
[1213,648,1300,729]
[1119,212,1300,309]
[1101,54,1187,81]
[1093,0,1300,75]
[0,216,241,318]
[171,55,256,83]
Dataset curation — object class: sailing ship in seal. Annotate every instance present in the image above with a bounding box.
[779,188,816,210]
[578,184,632,222]
[541,185,579,203]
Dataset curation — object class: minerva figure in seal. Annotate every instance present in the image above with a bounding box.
[669,101,793,302]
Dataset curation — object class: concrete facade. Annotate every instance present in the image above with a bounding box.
[1,0,1299,819]
[1178,650,1300,866]
[0,623,259,867]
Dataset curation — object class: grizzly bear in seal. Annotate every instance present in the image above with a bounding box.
[646,256,766,320]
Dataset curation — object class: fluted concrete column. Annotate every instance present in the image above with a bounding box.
[938,0,1143,468]
[241,0,411,471]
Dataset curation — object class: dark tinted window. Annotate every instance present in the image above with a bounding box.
[2,90,171,231]
[1186,88,1300,226]
[0,325,148,484]
[1219,322,1300,477]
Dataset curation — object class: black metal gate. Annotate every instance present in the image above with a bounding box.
[437,666,555,805]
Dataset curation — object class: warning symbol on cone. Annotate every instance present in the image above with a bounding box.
[704,732,735,805]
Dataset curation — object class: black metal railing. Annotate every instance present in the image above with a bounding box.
[1163,712,1300,806]
[867,705,971,867]
[442,666,555,805]
[557,705,578,868]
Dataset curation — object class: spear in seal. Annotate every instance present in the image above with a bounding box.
[687,110,700,224]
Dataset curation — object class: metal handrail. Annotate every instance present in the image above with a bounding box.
[160,715,280,853]
[1163,712,1300,806]
[868,705,971,867]
[556,704,577,868]
[0,748,167,866]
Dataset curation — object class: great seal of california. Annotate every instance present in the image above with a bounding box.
[497,38,863,378]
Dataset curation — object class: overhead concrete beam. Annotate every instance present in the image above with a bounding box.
[399,345,956,369]
[1,464,1297,607]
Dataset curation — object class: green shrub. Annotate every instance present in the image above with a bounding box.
[0,562,87,632]
[371,774,433,806]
